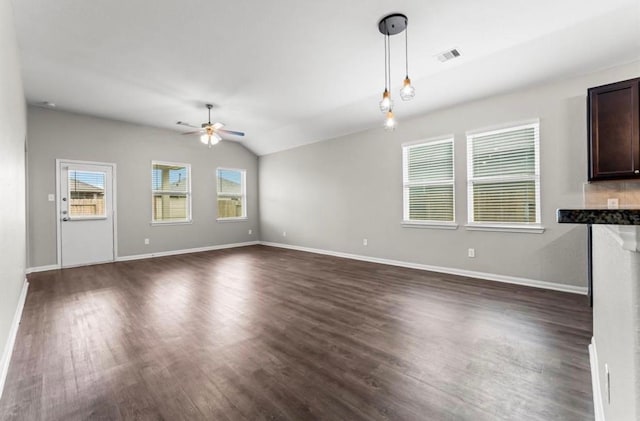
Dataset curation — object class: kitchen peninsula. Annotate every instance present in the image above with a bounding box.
[557,208,640,421]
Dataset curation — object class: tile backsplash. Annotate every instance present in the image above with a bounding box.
[584,180,640,208]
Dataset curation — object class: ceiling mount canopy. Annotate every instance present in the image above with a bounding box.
[378,13,407,36]
[377,13,415,131]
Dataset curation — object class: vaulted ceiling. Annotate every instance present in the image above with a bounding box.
[13,0,640,155]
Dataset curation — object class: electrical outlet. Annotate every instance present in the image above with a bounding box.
[144,238,150,245]
[282,231,287,237]
[248,229,252,235]
[607,198,619,209]
[468,248,475,258]
[363,238,368,246]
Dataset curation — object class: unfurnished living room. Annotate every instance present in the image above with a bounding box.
[1,1,640,420]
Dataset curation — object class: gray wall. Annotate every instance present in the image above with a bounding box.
[259,61,640,288]
[27,107,259,268]
[592,226,640,421]
[0,0,27,375]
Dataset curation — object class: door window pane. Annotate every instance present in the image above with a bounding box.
[68,170,106,217]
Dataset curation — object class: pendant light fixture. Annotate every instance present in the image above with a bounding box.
[379,32,393,113]
[400,17,415,101]
[378,13,414,130]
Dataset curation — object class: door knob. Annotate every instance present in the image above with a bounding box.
[635,169,639,174]
[62,217,69,221]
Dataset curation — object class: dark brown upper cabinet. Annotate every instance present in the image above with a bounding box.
[588,77,640,181]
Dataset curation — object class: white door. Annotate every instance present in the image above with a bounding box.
[58,161,115,268]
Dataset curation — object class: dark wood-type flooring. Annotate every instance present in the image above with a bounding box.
[0,245,593,420]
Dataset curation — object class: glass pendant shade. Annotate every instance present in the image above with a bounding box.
[384,110,396,131]
[400,76,415,101]
[379,90,393,112]
[201,132,222,147]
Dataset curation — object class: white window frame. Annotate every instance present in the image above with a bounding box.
[151,160,192,225]
[216,167,247,221]
[402,136,457,230]
[465,120,544,234]
[66,169,108,221]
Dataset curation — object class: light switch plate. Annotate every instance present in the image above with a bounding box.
[48,194,55,202]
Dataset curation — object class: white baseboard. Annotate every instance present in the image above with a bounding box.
[0,278,29,400]
[25,242,261,272]
[259,241,588,295]
[25,264,60,274]
[115,241,260,262]
[589,337,605,421]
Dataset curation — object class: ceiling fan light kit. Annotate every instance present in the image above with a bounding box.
[378,13,415,131]
[178,104,245,148]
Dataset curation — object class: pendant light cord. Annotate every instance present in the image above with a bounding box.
[383,32,388,91]
[387,33,391,95]
[404,18,409,78]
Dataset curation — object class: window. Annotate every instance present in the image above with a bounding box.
[217,168,246,220]
[402,138,455,226]
[151,161,191,223]
[466,121,541,231]
[68,170,106,218]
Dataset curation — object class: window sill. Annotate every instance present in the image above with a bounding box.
[217,217,248,223]
[150,220,192,226]
[401,221,459,230]
[464,224,545,234]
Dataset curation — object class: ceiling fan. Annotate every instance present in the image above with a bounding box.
[177,104,245,148]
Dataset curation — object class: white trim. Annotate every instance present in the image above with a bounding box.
[465,118,541,137]
[26,264,60,274]
[0,279,29,400]
[56,159,118,268]
[401,221,459,230]
[589,337,605,421]
[464,224,545,234]
[402,137,455,224]
[115,241,259,262]
[466,121,541,227]
[216,167,247,220]
[216,217,249,223]
[401,135,454,148]
[150,220,193,226]
[151,160,192,224]
[27,241,260,271]
[259,242,587,295]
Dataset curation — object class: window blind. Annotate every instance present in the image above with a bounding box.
[403,139,454,222]
[467,123,540,224]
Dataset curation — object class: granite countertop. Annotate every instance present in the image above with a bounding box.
[556,208,640,225]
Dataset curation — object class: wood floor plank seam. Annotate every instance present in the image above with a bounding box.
[0,245,593,420]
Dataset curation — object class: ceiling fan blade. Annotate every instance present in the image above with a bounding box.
[176,121,200,129]
[182,130,204,135]
[212,122,224,130]
[218,129,245,137]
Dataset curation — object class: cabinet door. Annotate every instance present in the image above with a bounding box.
[588,78,640,180]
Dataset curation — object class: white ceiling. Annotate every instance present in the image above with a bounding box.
[12,0,640,155]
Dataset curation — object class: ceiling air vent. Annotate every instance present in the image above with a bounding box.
[436,48,461,62]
